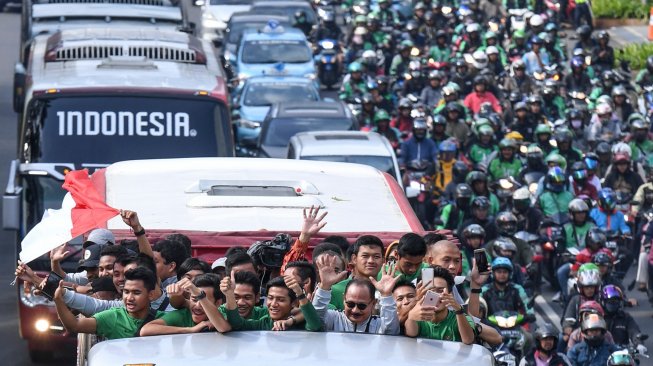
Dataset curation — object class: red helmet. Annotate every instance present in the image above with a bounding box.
[579,300,605,317]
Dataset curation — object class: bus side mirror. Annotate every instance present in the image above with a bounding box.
[13,62,26,114]
[3,160,21,230]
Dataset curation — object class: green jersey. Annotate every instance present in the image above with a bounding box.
[488,157,523,182]
[414,311,476,342]
[219,304,269,320]
[469,144,497,165]
[563,221,595,249]
[94,307,164,340]
[330,278,351,311]
[538,191,574,219]
[160,308,195,328]
[225,303,322,331]
[629,140,653,163]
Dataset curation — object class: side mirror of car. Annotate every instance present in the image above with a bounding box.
[13,62,26,113]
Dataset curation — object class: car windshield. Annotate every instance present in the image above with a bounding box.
[250,5,316,24]
[242,40,311,64]
[227,20,288,43]
[29,96,229,165]
[303,155,397,179]
[243,83,318,106]
[264,118,353,146]
[210,0,254,5]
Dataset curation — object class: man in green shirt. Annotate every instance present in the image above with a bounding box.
[379,233,428,283]
[222,276,322,331]
[217,271,268,320]
[404,266,475,344]
[330,235,385,310]
[140,273,224,336]
[54,267,163,340]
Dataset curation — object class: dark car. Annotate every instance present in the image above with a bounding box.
[222,11,291,68]
[250,0,317,30]
[257,101,358,158]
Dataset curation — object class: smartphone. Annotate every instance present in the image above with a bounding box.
[421,267,434,286]
[41,271,64,300]
[474,248,489,274]
[423,290,441,307]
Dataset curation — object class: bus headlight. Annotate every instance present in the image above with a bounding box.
[35,319,50,333]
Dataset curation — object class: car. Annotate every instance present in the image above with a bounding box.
[249,0,317,30]
[197,0,254,45]
[235,20,315,83]
[256,101,358,158]
[233,76,321,148]
[221,12,291,68]
[288,131,403,187]
[86,331,494,366]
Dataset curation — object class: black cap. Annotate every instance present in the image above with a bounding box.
[78,244,104,271]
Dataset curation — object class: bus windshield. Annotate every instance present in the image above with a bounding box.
[28,95,231,165]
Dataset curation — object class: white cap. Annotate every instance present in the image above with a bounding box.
[211,257,227,270]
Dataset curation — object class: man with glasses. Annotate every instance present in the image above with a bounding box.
[312,255,400,334]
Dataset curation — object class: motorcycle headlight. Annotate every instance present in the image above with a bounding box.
[410,47,420,57]
[489,23,499,32]
[20,284,54,308]
[239,119,261,129]
[442,6,452,14]
[321,40,335,50]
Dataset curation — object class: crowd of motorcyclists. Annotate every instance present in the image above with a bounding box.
[293,0,653,364]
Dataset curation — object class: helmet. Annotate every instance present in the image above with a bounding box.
[541,32,554,45]
[424,11,434,21]
[576,25,592,39]
[571,161,588,182]
[354,14,367,24]
[528,94,543,105]
[596,103,612,115]
[321,10,335,22]
[543,79,558,95]
[473,75,487,86]
[414,1,426,10]
[491,257,513,272]
[376,75,389,86]
[535,123,552,137]
[512,59,526,71]
[496,211,518,236]
[466,23,481,33]
[579,300,605,317]
[485,45,499,55]
[467,170,487,185]
[406,20,419,31]
[453,161,470,182]
[530,14,543,27]
[484,31,497,41]
[596,142,611,157]
[472,51,488,69]
[571,56,584,68]
[413,118,428,130]
[592,252,612,267]
[471,196,491,211]
[545,22,558,32]
[515,101,528,111]
[478,124,494,137]
[436,29,448,39]
[399,39,414,52]
[607,350,636,366]
[439,140,457,153]
[554,129,573,144]
[581,313,607,332]
[546,166,566,192]
[601,285,624,313]
[577,263,601,287]
[535,323,559,351]
[611,142,632,156]
[462,224,486,238]
[598,188,617,211]
[597,30,610,41]
[445,101,462,114]
[498,138,517,149]
[530,35,543,45]
[572,48,585,57]
[545,153,567,170]
[348,62,363,73]
[399,98,412,109]
[586,227,607,249]
[494,237,518,256]
[527,144,543,159]
[374,110,390,123]
[433,115,447,126]
[568,198,589,214]
[513,29,526,39]
[428,70,443,80]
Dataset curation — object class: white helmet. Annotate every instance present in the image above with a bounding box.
[472,50,488,69]
[611,142,632,156]
[485,46,499,55]
[466,23,481,33]
[595,103,612,115]
[530,14,543,27]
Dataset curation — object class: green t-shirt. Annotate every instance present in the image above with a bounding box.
[160,308,195,328]
[377,262,429,283]
[225,303,322,331]
[218,304,269,320]
[415,311,475,342]
[329,278,352,311]
[94,307,164,340]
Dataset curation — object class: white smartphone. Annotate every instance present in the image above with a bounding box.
[421,267,434,285]
[423,290,441,307]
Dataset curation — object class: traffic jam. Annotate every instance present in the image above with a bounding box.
[4,0,653,364]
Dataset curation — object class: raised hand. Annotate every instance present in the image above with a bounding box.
[120,210,142,230]
[470,258,490,288]
[408,297,435,322]
[220,276,234,297]
[440,288,462,312]
[15,260,39,284]
[316,254,348,290]
[50,244,69,263]
[283,273,303,296]
[299,206,327,243]
[53,280,66,301]
[369,263,401,296]
[166,282,185,298]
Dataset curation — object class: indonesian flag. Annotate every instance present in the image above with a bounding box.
[19,169,120,263]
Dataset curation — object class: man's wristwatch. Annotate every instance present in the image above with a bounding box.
[455,308,465,315]
[296,290,307,301]
[133,227,146,237]
[192,290,206,301]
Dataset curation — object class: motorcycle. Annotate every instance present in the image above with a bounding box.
[642,85,653,124]
[346,96,363,121]
[316,39,340,89]
[515,231,543,295]
[403,160,434,230]
[604,229,631,280]
[488,311,528,361]
[536,221,565,290]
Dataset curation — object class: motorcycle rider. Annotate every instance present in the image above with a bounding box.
[538,167,574,224]
[460,223,488,280]
[372,0,400,28]
[450,59,474,96]
[528,95,548,126]
[590,189,631,235]
[503,59,537,97]
[564,56,592,94]
[567,314,621,366]
[461,196,499,242]
[562,263,602,332]
[542,33,565,66]
[564,199,596,249]
[553,129,583,168]
[400,119,438,167]
[467,123,498,167]
[635,55,653,91]
[566,301,616,352]
[443,161,469,203]
[604,153,644,202]
[488,211,534,268]
[389,40,414,79]
[404,20,427,49]
[491,237,525,286]
[574,25,596,55]
[372,110,401,150]
[464,75,502,115]
[358,93,376,128]
[443,101,471,147]
[467,170,501,215]
[313,10,343,43]
[519,324,572,366]
[339,62,367,101]
[420,70,444,109]
[488,138,523,181]
[392,98,415,133]
[519,145,547,183]
[570,162,598,200]
[627,117,653,163]
[428,30,453,63]
[591,31,615,74]
[592,253,632,305]
[588,71,617,111]
[534,124,555,156]
[612,88,636,127]
[481,257,536,322]
[430,140,458,205]
[587,103,621,147]
[437,183,473,231]
[542,80,566,122]
[508,29,529,61]
[512,186,544,233]
[431,115,451,146]
[523,35,550,76]
[509,102,536,140]
[600,285,648,351]
[458,23,484,55]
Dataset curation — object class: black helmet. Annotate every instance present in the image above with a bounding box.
[433,115,447,126]
[453,161,470,182]
[576,25,592,39]
[535,323,559,351]
[436,29,448,39]
[471,196,491,210]
[462,224,486,239]
[528,94,543,105]
[596,142,611,156]
[496,211,517,236]
[424,11,434,22]
[592,252,612,267]
[567,108,582,120]
[376,75,389,86]
[455,59,468,69]
[406,20,419,31]
[597,30,610,42]
[554,129,573,144]
[509,91,523,103]
[362,93,374,104]
[586,227,606,249]
[455,183,473,209]
[466,170,487,186]
[399,98,412,109]
[473,75,487,87]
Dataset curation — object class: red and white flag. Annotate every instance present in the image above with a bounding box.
[20,169,119,263]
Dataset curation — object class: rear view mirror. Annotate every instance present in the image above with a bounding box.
[13,62,26,113]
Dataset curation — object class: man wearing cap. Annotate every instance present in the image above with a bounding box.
[50,228,116,286]
[211,257,227,278]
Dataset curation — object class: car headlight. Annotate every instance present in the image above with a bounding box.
[239,119,261,129]
[20,284,54,308]
[35,319,50,333]
[304,73,316,80]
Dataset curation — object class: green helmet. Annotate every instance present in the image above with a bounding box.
[348,62,363,73]
[367,12,379,21]
[498,138,517,149]
[374,110,391,123]
[534,124,552,136]
[514,29,526,39]
[484,31,497,40]
[355,14,367,23]
[478,124,494,136]
[545,152,567,171]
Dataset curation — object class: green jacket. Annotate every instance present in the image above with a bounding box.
[544,95,566,120]
[437,203,465,231]
[538,190,574,219]
[629,139,653,163]
[469,144,497,166]
[429,45,453,63]
[563,221,595,249]
[339,79,367,100]
[488,157,523,181]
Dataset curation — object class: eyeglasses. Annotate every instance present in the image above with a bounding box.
[345,301,370,310]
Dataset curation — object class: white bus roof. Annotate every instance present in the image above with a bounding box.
[102,158,418,233]
[32,3,183,21]
[27,28,225,98]
[292,131,395,157]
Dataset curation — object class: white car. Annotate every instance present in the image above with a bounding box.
[198,0,254,45]
[288,131,403,188]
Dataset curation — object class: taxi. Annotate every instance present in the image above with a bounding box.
[233,76,321,146]
[235,20,316,84]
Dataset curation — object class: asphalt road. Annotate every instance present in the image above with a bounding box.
[0,7,652,366]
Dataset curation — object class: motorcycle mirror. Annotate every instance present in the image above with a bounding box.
[638,334,649,341]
